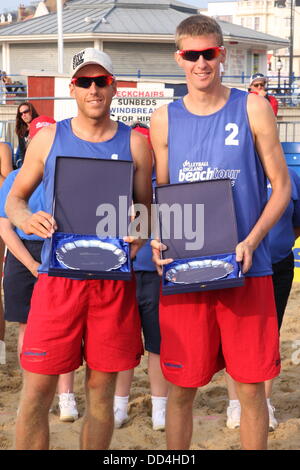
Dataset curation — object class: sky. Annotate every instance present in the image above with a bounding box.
[0,1,37,14]
[0,0,218,15]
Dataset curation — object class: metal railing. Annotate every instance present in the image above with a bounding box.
[0,73,27,103]
[277,121,300,142]
[1,97,300,147]
[0,72,299,104]
[2,120,300,150]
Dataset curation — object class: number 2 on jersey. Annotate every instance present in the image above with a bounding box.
[225,123,239,146]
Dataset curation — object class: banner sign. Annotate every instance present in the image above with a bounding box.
[111,82,174,124]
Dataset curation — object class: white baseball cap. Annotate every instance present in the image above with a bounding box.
[249,73,267,86]
[70,48,114,77]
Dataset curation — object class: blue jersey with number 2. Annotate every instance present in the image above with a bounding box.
[168,88,271,277]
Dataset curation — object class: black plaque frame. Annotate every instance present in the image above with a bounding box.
[48,156,133,280]
[155,179,244,295]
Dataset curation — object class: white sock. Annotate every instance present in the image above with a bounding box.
[0,340,6,365]
[266,398,271,406]
[151,396,167,413]
[59,392,75,399]
[114,395,129,413]
[229,399,240,407]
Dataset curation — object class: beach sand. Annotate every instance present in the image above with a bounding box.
[0,283,299,450]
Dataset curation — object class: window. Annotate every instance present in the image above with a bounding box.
[274,0,287,6]
[253,53,259,74]
[254,17,260,30]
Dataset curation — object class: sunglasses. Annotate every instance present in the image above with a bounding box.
[71,75,114,89]
[176,46,224,62]
[252,83,266,88]
[20,109,30,115]
[131,122,149,130]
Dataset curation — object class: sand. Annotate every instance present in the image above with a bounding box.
[0,283,299,451]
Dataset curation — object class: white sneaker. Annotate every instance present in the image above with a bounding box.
[114,407,129,429]
[0,340,6,365]
[59,393,78,422]
[268,402,278,431]
[152,408,166,431]
[226,402,241,429]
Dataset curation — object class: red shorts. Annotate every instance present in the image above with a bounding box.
[159,276,280,387]
[21,274,143,375]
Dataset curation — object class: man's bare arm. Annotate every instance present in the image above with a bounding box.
[150,105,169,186]
[236,93,291,273]
[0,143,13,187]
[126,129,153,258]
[0,218,40,277]
[150,105,174,274]
[5,125,56,238]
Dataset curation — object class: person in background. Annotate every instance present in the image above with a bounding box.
[1,71,24,94]
[28,116,56,141]
[0,142,13,185]
[0,233,5,365]
[2,71,14,93]
[0,141,13,364]
[248,73,278,116]
[225,71,279,429]
[114,121,168,431]
[15,102,39,168]
[225,168,300,431]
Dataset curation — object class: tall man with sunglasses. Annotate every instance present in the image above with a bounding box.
[249,73,278,116]
[150,15,290,450]
[6,48,152,450]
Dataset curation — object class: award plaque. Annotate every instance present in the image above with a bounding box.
[48,156,133,280]
[155,179,244,295]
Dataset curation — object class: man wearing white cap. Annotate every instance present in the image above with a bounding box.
[6,48,152,450]
[249,73,278,116]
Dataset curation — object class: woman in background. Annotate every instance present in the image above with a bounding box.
[15,102,39,168]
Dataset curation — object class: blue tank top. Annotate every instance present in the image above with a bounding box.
[133,169,157,272]
[0,169,45,241]
[168,88,271,277]
[39,118,132,273]
[267,169,300,264]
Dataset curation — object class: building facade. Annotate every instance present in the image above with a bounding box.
[0,0,287,85]
[206,0,300,79]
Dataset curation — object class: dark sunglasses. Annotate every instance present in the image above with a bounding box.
[176,46,224,62]
[131,121,149,130]
[71,75,114,88]
[252,83,265,88]
[20,109,30,115]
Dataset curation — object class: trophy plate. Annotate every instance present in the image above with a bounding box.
[56,239,127,271]
[165,259,234,284]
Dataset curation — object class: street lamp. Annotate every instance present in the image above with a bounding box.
[277,58,283,94]
[57,0,64,74]
[274,0,295,91]
[289,0,294,89]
